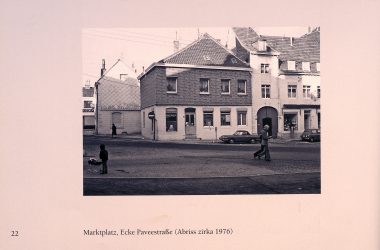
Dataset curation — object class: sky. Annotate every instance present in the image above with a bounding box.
[82,27,310,86]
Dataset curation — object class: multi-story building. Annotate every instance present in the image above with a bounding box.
[82,81,96,134]
[138,33,252,141]
[95,59,141,135]
[233,27,320,138]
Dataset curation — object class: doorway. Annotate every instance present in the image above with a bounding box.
[185,108,196,138]
[304,110,311,130]
[257,106,278,138]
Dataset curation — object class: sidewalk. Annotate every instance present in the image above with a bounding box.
[85,133,302,145]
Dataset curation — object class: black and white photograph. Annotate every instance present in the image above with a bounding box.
[2,0,380,249]
[82,27,321,195]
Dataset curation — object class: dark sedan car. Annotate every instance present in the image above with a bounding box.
[219,130,261,144]
[300,129,320,142]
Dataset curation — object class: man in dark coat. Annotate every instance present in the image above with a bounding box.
[111,123,117,138]
[254,124,272,161]
[99,144,108,174]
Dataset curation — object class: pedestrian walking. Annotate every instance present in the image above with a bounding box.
[112,123,117,138]
[99,144,108,174]
[254,124,272,161]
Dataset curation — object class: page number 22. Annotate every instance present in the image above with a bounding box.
[11,231,19,237]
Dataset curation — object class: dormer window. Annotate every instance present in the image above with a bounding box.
[120,74,128,81]
[231,58,237,64]
[288,61,296,70]
[302,62,310,71]
[316,63,320,72]
[203,55,211,61]
[258,40,267,51]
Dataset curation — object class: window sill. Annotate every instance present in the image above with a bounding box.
[221,93,230,95]
[237,93,247,96]
[200,92,210,95]
[166,92,177,94]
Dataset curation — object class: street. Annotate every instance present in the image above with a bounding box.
[83,135,320,195]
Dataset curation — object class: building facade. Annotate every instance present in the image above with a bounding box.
[95,59,141,135]
[233,27,320,138]
[82,83,96,134]
[138,34,252,141]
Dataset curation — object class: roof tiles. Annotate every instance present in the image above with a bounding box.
[234,27,320,62]
[160,33,250,68]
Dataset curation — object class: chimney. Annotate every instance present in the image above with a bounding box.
[100,59,106,77]
[216,39,221,43]
[290,37,294,46]
[308,26,312,33]
[173,40,179,52]
[173,31,180,52]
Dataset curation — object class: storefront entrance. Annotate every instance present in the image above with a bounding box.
[185,108,196,139]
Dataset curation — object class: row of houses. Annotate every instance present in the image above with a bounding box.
[82,27,320,140]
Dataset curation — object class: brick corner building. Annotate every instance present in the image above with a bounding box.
[138,33,252,141]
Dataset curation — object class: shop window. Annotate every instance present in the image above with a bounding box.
[221,111,231,126]
[284,113,298,131]
[203,111,214,126]
[237,111,247,126]
[166,108,177,131]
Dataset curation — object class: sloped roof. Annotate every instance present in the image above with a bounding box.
[98,76,140,111]
[232,27,260,51]
[263,30,320,62]
[159,33,249,68]
[233,27,320,62]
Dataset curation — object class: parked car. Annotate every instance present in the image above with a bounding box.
[219,130,261,144]
[300,129,320,142]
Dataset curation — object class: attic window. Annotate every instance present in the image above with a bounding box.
[203,55,211,61]
[302,62,310,71]
[120,74,128,81]
[258,40,267,51]
[288,61,296,70]
[316,63,320,72]
[231,58,237,64]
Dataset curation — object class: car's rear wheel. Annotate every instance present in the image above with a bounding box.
[229,139,235,144]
